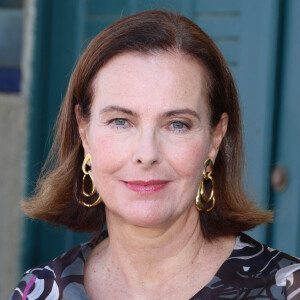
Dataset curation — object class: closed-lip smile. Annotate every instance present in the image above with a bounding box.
[122,180,170,194]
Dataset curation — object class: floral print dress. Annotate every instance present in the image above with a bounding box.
[10,233,300,300]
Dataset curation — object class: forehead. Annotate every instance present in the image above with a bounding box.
[91,51,209,113]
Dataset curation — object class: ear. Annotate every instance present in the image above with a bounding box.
[75,104,90,155]
[208,112,228,162]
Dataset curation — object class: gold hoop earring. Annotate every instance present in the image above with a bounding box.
[79,153,102,207]
[195,158,215,212]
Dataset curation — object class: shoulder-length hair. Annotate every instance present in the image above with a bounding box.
[23,10,272,238]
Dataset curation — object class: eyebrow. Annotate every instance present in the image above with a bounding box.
[100,105,138,117]
[100,105,200,120]
[163,109,200,120]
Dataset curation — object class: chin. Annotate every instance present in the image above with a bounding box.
[108,203,173,228]
[124,210,171,228]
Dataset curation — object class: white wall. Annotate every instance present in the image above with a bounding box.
[0,94,26,298]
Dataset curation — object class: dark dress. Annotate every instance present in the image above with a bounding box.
[10,233,300,300]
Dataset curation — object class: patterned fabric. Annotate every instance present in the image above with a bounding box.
[10,233,300,300]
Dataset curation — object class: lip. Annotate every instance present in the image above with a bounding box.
[123,180,170,194]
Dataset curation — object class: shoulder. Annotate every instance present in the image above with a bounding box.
[227,233,300,297]
[194,233,300,299]
[232,233,300,271]
[10,241,94,300]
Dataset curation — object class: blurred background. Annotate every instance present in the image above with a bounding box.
[1,0,299,298]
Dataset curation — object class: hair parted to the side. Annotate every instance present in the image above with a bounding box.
[22,10,273,238]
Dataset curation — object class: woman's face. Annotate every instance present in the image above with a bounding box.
[78,51,227,228]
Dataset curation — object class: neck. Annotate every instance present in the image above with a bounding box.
[104,206,205,291]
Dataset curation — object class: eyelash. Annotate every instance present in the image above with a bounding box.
[107,118,190,132]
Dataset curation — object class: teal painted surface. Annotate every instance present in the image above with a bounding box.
[235,0,281,242]
[196,0,241,12]
[271,0,300,256]
[86,0,129,15]
[23,0,300,271]
[22,0,90,271]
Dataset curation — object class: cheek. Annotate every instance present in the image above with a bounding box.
[88,133,132,178]
[163,137,211,210]
[166,138,209,180]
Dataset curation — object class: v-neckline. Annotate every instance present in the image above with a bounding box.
[81,232,243,300]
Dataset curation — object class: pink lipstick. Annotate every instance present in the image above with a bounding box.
[123,180,169,194]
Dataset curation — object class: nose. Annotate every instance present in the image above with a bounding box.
[132,128,162,168]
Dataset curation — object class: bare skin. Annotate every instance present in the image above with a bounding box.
[84,207,235,300]
[78,51,233,299]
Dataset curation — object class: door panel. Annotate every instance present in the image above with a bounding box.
[271,0,300,256]
[22,0,88,271]
[236,0,281,241]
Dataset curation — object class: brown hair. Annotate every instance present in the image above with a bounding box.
[23,10,272,238]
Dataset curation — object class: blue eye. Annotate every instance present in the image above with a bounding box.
[172,121,184,129]
[109,118,129,129]
[170,121,189,132]
[114,119,126,126]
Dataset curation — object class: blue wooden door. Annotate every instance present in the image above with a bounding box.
[22,0,299,272]
[270,0,300,256]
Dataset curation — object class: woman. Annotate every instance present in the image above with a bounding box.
[11,10,300,300]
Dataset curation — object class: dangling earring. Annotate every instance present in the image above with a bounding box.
[195,158,215,212]
[79,153,102,207]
